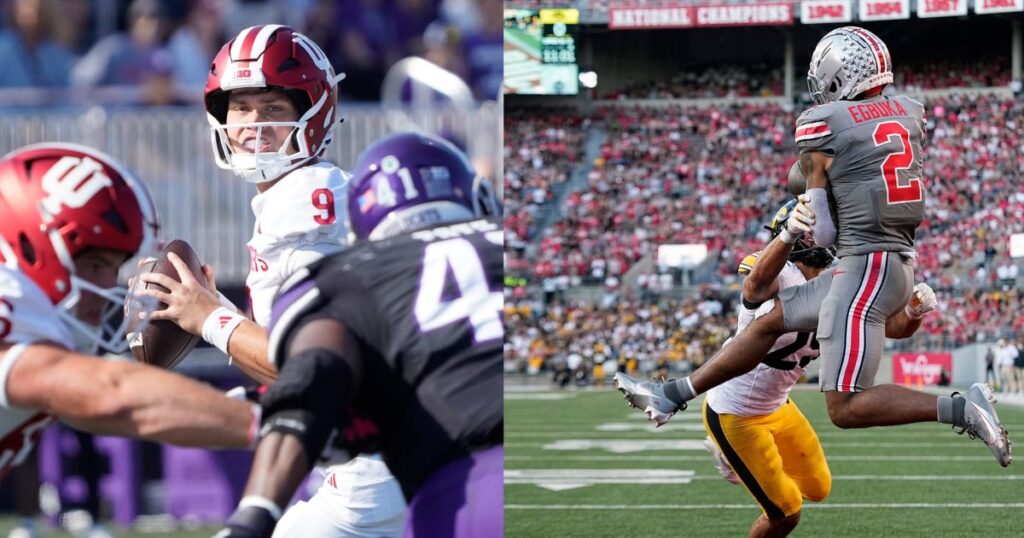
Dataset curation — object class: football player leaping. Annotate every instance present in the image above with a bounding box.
[0,144,258,486]
[215,133,503,538]
[133,26,407,537]
[699,199,934,538]
[615,26,1012,468]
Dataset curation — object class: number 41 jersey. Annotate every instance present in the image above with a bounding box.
[268,217,503,497]
[795,95,926,258]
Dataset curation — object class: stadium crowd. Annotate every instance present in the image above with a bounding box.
[504,109,588,268]
[602,60,1011,100]
[504,293,736,379]
[0,0,501,103]
[506,90,1024,374]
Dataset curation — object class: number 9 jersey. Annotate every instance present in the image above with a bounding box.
[267,217,503,497]
[794,94,926,258]
[247,161,351,326]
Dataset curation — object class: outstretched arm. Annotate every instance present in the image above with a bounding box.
[800,151,836,248]
[744,195,815,306]
[742,240,788,307]
[3,343,256,449]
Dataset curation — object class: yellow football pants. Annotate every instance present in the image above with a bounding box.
[702,398,831,520]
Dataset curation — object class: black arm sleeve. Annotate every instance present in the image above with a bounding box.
[258,348,353,461]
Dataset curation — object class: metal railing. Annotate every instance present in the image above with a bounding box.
[0,104,499,285]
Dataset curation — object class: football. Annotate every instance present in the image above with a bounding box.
[787,161,807,196]
[126,240,205,369]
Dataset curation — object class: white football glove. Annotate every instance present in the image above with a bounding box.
[779,195,815,244]
[904,283,937,320]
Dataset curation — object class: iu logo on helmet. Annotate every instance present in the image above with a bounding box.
[40,156,113,215]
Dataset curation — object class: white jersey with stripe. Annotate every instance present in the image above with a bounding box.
[0,266,72,480]
[705,262,820,416]
[246,161,351,326]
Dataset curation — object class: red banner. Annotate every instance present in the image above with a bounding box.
[609,4,793,29]
[917,0,968,17]
[859,0,910,20]
[893,352,952,386]
[801,0,852,24]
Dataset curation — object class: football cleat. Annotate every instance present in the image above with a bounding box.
[955,383,1012,467]
[612,372,685,427]
[704,436,740,485]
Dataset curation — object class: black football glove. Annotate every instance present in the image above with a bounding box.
[212,506,277,538]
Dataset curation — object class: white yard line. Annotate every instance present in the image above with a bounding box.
[504,455,998,462]
[505,503,1024,510]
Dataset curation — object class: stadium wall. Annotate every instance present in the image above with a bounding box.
[506,14,1017,100]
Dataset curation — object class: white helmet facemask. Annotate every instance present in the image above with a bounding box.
[53,247,159,356]
[59,277,138,355]
[208,89,335,184]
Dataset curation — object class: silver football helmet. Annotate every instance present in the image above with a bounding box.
[807,26,893,105]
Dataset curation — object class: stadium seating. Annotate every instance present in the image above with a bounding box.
[505,90,1024,370]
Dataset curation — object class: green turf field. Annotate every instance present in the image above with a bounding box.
[506,385,1024,537]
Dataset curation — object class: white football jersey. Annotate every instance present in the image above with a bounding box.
[246,161,352,326]
[244,162,409,535]
[0,265,72,479]
[705,262,821,416]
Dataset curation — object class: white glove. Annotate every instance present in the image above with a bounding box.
[779,195,815,244]
[904,283,937,320]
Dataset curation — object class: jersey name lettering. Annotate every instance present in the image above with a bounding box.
[848,100,907,124]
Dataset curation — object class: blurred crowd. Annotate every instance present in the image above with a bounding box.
[505,91,1024,374]
[504,293,736,379]
[518,102,795,284]
[504,108,588,270]
[603,64,784,100]
[603,60,1011,100]
[0,0,501,105]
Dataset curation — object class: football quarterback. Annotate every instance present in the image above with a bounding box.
[134,25,407,537]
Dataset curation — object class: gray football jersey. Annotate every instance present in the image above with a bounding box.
[795,95,926,257]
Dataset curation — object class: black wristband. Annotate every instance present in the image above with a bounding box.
[742,297,765,310]
[224,506,278,538]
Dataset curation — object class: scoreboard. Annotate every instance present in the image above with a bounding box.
[503,8,580,95]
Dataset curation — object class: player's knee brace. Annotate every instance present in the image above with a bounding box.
[258,348,353,460]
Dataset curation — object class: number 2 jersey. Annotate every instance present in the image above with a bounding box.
[247,161,351,326]
[794,95,926,258]
[0,266,70,481]
[267,218,503,498]
[705,261,820,416]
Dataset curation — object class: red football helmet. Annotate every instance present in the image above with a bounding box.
[0,143,160,353]
[204,25,344,183]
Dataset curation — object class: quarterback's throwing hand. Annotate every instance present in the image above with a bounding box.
[905,282,937,320]
[136,253,221,335]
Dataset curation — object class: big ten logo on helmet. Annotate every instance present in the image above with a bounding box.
[248,246,269,273]
[40,156,112,215]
